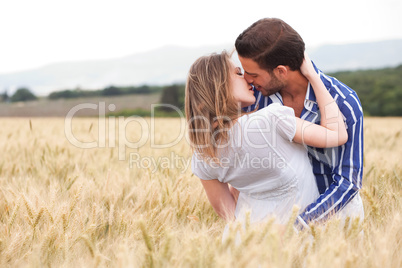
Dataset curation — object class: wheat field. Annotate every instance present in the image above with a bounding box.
[0,117,401,267]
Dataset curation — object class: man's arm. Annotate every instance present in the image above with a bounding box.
[295,94,364,229]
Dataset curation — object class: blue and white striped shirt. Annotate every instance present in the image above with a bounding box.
[244,62,364,229]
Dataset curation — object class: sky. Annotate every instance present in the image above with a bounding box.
[0,0,401,74]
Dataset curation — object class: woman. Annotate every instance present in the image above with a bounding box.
[185,51,348,227]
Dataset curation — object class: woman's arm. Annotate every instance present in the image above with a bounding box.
[200,179,236,222]
[293,53,348,148]
[228,184,240,204]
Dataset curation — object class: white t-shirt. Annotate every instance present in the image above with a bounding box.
[191,103,319,224]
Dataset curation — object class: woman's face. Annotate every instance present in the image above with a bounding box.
[230,62,256,108]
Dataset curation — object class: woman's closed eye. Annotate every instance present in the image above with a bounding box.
[235,67,243,76]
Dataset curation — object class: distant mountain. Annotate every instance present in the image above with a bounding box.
[0,44,234,96]
[1,40,401,95]
[308,39,402,72]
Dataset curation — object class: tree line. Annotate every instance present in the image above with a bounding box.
[1,64,401,116]
[329,65,402,116]
[0,85,165,103]
[48,85,163,99]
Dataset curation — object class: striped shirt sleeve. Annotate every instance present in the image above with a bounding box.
[295,93,364,228]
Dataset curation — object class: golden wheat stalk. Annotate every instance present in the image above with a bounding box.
[22,195,36,220]
[8,198,21,229]
[5,232,23,262]
[33,207,44,229]
[79,235,95,258]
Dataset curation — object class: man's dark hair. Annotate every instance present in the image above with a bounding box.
[235,18,305,72]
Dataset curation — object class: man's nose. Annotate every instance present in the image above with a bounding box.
[244,73,253,84]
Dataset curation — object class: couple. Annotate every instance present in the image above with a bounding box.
[186,18,364,232]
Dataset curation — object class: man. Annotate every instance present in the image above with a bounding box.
[235,18,364,229]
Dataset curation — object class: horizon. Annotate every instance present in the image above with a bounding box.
[1,38,402,96]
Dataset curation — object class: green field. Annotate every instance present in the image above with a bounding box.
[0,117,401,267]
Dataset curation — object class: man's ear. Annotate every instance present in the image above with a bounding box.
[274,65,288,78]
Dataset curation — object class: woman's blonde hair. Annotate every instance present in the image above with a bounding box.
[185,51,245,161]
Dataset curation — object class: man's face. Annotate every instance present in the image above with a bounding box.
[238,56,286,96]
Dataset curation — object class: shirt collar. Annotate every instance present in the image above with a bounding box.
[304,82,317,112]
[303,61,320,113]
[268,92,283,104]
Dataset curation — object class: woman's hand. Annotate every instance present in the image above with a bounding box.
[300,52,317,80]
[293,52,348,148]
